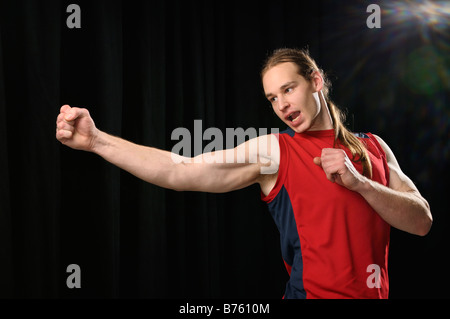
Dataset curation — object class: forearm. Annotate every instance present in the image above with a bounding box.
[88,130,271,194]
[91,130,181,190]
[356,179,432,236]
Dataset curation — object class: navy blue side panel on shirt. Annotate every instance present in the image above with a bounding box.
[267,185,306,299]
[281,127,295,137]
[353,132,369,139]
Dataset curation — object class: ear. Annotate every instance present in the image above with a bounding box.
[311,70,324,92]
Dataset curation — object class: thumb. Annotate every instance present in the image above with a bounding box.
[60,104,71,114]
[313,157,322,167]
[64,107,85,121]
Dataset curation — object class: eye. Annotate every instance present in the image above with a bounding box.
[270,96,278,103]
[285,87,293,94]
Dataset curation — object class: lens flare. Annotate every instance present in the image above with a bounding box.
[321,1,449,189]
[384,0,450,33]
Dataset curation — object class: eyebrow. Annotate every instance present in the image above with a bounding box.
[265,81,298,99]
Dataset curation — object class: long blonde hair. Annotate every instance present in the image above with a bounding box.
[261,48,372,178]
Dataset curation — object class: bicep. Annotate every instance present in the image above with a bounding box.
[184,161,261,193]
[173,134,280,193]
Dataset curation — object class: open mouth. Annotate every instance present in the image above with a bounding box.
[287,111,301,122]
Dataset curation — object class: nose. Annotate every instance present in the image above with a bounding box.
[277,95,289,111]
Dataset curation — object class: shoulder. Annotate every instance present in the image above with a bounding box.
[253,134,280,194]
[354,132,393,162]
[256,133,280,165]
[369,134,415,191]
[368,134,397,165]
[241,133,280,175]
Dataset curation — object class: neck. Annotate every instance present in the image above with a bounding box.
[320,91,334,130]
[309,91,334,131]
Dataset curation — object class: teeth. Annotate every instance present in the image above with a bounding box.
[288,113,300,122]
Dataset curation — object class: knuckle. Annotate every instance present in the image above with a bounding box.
[58,122,67,130]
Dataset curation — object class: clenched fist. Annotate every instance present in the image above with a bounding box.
[56,105,99,151]
[313,148,366,192]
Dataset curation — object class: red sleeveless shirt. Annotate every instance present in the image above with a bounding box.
[261,128,390,299]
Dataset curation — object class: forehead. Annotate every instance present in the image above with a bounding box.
[262,62,302,91]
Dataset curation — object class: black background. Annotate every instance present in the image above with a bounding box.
[0,0,448,299]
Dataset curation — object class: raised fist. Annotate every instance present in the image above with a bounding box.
[56,104,99,152]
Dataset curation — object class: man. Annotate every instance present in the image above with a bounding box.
[56,48,432,298]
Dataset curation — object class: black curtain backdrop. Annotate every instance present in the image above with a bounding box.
[0,0,448,299]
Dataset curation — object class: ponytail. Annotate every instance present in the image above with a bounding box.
[328,100,372,178]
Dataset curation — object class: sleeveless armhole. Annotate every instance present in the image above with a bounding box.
[365,133,390,186]
[261,133,288,203]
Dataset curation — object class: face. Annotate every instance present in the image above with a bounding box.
[262,62,331,133]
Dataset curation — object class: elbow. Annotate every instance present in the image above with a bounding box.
[416,211,433,237]
[166,172,187,192]
[166,162,191,192]
[416,223,431,237]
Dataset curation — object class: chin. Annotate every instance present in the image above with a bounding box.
[287,121,309,134]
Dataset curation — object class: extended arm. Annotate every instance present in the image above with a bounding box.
[91,130,278,192]
[56,105,279,193]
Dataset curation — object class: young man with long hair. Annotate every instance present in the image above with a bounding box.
[56,48,432,298]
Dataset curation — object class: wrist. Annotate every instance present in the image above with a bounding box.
[353,175,372,195]
[89,129,106,154]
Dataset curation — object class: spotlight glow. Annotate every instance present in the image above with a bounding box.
[383,0,450,37]
[331,0,450,182]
